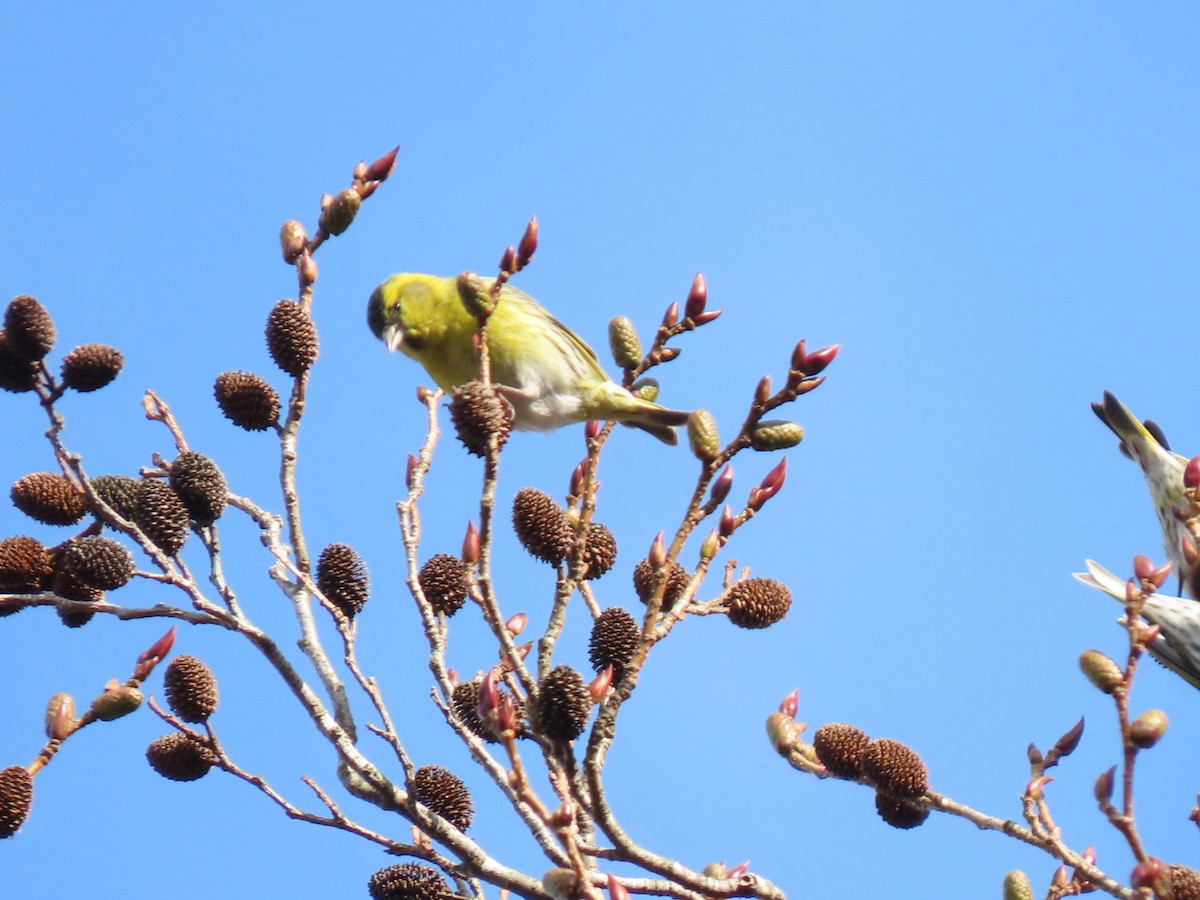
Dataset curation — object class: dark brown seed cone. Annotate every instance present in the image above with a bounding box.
[169,451,228,526]
[265,299,318,378]
[163,654,219,723]
[4,296,55,361]
[11,473,86,526]
[0,765,34,838]
[316,543,369,617]
[449,381,514,457]
[1171,866,1200,900]
[535,665,591,742]
[512,488,570,564]
[0,333,39,393]
[214,371,280,431]
[861,738,929,800]
[145,732,216,782]
[61,344,123,392]
[134,479,191,555]
[412,765,474,832]
[726,577,792,629]
[368,863,449,900]
[632,557,690,608]
[813,723,871,779]
[580,521,617,580]
[588,607,639,677]
[418,554,469,616]
[56,603,97,628]
[59,535,134,590]
[0,536,53,593]
[88,474,141,523]
[874,791,929,829]
[51,557,105,603]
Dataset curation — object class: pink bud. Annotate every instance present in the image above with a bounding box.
[1094,765,1115,803]
[693,309,723,325]
[513,641,533,661]
[1051,866,1069,888]
[710,465,734,504]
[727,861,750,878]
[1082,845,1096,866]
[463,522,480,564]
[353,161,368,181]
[685,272,707,320]
[719,505,736,537]
[516,216,538,269]
[802,343,840,376]
[586,420,601,439]
[659,346,682,363]
[794,375,825,395]
[299,254,318,286]
[760,457,787,492]
[477,669,500,720]
[1150,561,1173,588]
[1025,775,1053,799]
[1187,455,1200,489]
[790,339,807,371]
[446,668,459,690]
[406,453,419,489]
[607,874,630,900]
[499,245,517,275]
[589,664,614,702]
[506,613,527,636]
[138,626,177,666]
[649,532,667,568]
[319,192,333,210]
[497,693,518,732]
[755,375,772,405]
[662,302,679,329]
[364,146,400,182]
[1133,554,1154,581]
[570,460,587,496]
[779,688,799,718]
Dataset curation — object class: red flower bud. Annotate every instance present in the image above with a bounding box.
[1133,554,1155,581]
[719,505,736,537]
[755,375,772,405]
[779,688,799,718]
[406,453,419,489]
[684,272,707,320]
[462,522,480,564]
[608,874,630,900]
[589,664,614,702]
[790,339,807,371]
[499,246,517,275]
[1187,455,1200,489]
[802,343,840,376]
[586,420,601,440]
[506,613,527,636]
[710,465,734,504]
[648,532,667,568]
[1095,765,1116,803]
[364,146,399,183]
[727,861,750,878]
[794,375,825,395]
[477,668,500,720]
[1025,775,1053,799]
[661,302,679,329]
[516,216,539,270]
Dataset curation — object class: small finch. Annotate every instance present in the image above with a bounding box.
[1092,391,1196,595]
[1074,559,1200,691]
[367,273,690,444]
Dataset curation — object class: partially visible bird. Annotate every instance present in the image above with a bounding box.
[1074,559,1200,690]
[367,273,690,444]
[1092,391,1195,594]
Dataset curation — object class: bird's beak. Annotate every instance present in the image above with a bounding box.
[380,324,404,353]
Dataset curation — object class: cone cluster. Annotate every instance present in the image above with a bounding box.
[368,863,449,900]
[169,452,228,526]
[214,371,280,431]
[316,543,370,618]
[418,554,469,616]
[412,764,474,832]
[535,665,591,742]
[449,381,513,456]
[588,607,639,677]
[163,655,219,723]
[726,578,791,629]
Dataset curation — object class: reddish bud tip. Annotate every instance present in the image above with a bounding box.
[462,522,480,564]
[1054,717,1085,757]
[693,309,723,326]
[1082,845,1096,866]
[719,505,736,537]
[589,664,615,702]
[727,861,750,878]
[506,613,527,636]
[406,453,419,489]
[662,302,679,329]
[1026,743,1043,766]
[586,420,601,440]
[499,246,517,276]
[1133,554,1155,581]
[364,146,400,183]
[1095,765,1116,803]
[139,626,177,666]
[608,874,631,900]
[517,216,538,269]
[1025,775,1053,799]
[755,375,772,406]
[685,272,708,320]
[1131,858,1167,892]
[570,460,588,496]
[802,343,840,376]
[760,456,787,492]
[710,465,734,504]
[794,374,825,396]
[478,668,500,719]
[659,346,682,363]
[1150,561,1173,588]
[513,640,533,662]
[779,688,799,718]
[649,532,667,568]
[497,693,518,732]
[1051,866,1070,889]
[446,668,459,690]
[790,339,807,372]
[699,529,720,561]
[1187,455,1200,489]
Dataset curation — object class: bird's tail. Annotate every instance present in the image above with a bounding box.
[1091,390,1165,457]
[620,404,691,445]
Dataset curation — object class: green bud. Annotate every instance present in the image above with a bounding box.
[320,188,361,236]
[631,377,660,404]
[1130,708,1169,748]
[1002,870,1033,900]
[1079,649,1124,694]
[750,419,805,451]
[456,272,496,319]
[687,409,720,462]
[89,683,143,721]
[607,316,642,369]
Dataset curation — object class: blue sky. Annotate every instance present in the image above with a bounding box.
[3,3,1200,897]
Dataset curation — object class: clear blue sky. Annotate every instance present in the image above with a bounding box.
[3,3,1199,897]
